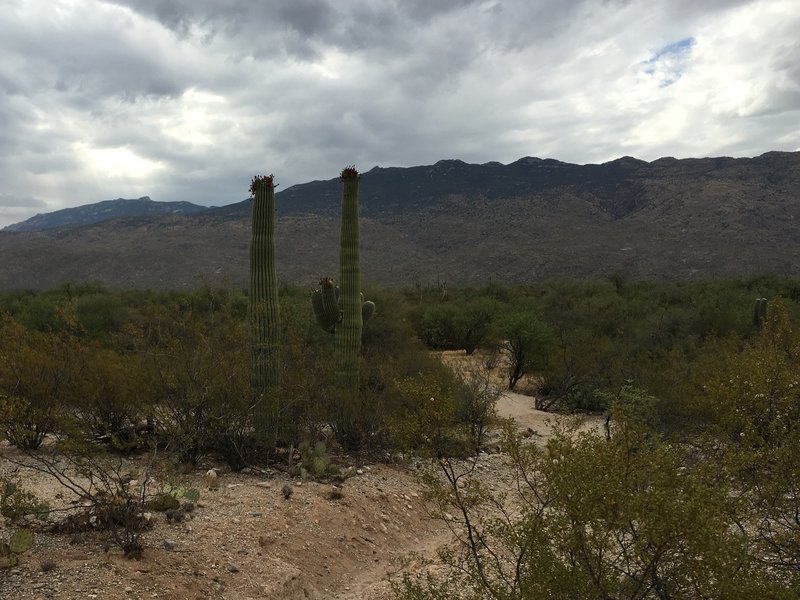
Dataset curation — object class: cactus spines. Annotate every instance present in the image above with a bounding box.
[753,297,767,329]
[249,174,280,424]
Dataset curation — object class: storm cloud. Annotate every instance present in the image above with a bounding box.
[1,0,798,226]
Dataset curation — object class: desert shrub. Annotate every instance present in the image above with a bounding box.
[0,476,50,522]
[68,344,152,450]
[399,419,790,600]
[74,292,128,339]
[450,366,500,450]
[7,431,161,559]
[499,310,552,390]
[386,368,473,458]
[332,305,462,452]
[142,307,256,467]
[417,298,498,355]
[0,314,75,449]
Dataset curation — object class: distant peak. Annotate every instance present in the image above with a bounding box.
[604,156,647,166]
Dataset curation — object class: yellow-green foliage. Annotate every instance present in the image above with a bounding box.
[388,374,466,457]
[0,477,49,522]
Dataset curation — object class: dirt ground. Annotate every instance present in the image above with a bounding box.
[0,353,603,600]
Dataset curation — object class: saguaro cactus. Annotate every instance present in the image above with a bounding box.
[336,166,365,392]
[753,297,767,330]
[310,167,375,392]
[249,175,280,406]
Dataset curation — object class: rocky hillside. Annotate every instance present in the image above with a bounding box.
[0,151,798,290]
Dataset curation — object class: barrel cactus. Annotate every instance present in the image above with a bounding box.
[249,175,280,426]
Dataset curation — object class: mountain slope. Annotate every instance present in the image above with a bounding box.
[0,152,798,290]
[2,197,209,232]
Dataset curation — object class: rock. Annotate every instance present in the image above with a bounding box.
[255,481,271,488]
[225,562,240,573]
[163,539,176,551]
[203,469,219,490]
[282,484,293,500]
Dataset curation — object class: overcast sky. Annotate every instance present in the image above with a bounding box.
[1,0,798,227]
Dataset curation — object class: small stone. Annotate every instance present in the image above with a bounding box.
[203,469,219,490]
[125,587,134,594]
[163,539,176,551]
[255,481,271,488]
[356,469,364,475]
[225,562,240,573]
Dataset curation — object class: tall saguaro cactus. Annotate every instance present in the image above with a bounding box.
[753,297,767,330]
[310,167,375,393]
[336,166,365,392]
[249,174,280,408]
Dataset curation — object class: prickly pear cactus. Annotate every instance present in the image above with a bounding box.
[1,529,33,567]
[9,529,33,555]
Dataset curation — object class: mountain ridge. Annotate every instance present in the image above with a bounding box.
[3,196,209,232]
[0,151,798,290]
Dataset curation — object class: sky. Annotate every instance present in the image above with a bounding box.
[1,0,798,227]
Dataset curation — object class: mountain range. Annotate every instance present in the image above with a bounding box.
[0,151,798,290]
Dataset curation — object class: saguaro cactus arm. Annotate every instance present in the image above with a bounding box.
[312,277,340,333]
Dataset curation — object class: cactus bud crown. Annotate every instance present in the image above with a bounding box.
[249,174,276,196]
[340,166,359,181]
